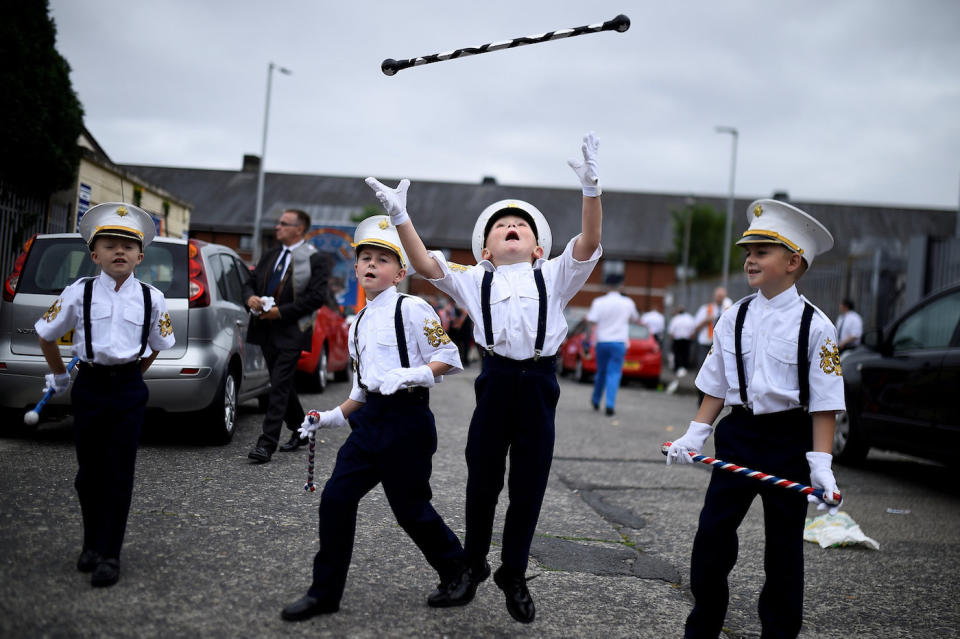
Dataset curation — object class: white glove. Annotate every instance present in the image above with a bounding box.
[666,421,714,465]
[806,451,843,515]
[567,131,601,197]
[298,407,348,438]
[365,177,411,226]
[43,372,71,395]
[379,365,435,395]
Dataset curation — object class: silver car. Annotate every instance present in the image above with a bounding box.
[0,233,270,443]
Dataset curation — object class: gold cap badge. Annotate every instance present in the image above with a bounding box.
[378,219,389,230]
[753,204,763,217]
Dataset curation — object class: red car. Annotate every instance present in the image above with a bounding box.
[296,304,350,392]
[558,320,661,388]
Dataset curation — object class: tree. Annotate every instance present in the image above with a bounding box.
[669,202,738,278]
[0,0,84,195]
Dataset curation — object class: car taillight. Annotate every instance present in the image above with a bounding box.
[3,235,36,302]
[188,240,210,307]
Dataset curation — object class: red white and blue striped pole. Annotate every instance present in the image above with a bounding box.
[661,442,842,506]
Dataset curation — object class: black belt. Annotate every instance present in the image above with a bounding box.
[78,360,141,376]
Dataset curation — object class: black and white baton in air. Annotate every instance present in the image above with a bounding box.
[23,356,79,425]
[661,442,842,506]
[381,14,631,76]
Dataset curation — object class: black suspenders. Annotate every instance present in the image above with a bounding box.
[353,295,409,391]
[480,268,547,359]
[797,303,815,407]
[82,278,151,361]
[734,298,815,409]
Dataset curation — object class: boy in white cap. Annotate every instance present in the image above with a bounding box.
[665,199,845,638]
[281,216,471,621]
[35,202,176,587]
[364,132,602,623]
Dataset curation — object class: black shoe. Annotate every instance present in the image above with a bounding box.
[605,407,615,416]
[279,432,309,452]
[281,595,339,621]
[493,567,535,623]
[91,558,120,588]
[77,549,101,573]
[427,560,488,608]
[591,401,599,411]
[247,445,272,463]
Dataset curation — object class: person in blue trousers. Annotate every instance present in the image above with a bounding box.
[586,278,639,416]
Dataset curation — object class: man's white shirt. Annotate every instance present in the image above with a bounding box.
[587,291,640,344]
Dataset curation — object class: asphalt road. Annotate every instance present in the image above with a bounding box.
[1,368,958,638]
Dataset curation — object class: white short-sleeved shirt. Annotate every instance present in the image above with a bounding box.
[694,298,732,345]
[427,235,601,360]
[348,286,462,403]
[837,310,863,347]
[34,272,176,365]
[695,285,846,415]
[667,312,696,340]
[640,309,664,337]
[586,291,639,344]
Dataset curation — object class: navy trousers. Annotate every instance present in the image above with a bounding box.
[309,390,463,604]
[464,353,560,576]
[686,407,812,639]
[71,362,148,560]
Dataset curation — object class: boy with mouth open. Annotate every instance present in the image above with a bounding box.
[364,132,603,623]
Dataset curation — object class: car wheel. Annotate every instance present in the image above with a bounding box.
[833,409,869,465]
[641,377,660,389]
[575,357,590,384]
[311,345,329,393]
[202,369,239,445]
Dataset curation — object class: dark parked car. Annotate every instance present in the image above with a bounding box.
[834,283,960,464]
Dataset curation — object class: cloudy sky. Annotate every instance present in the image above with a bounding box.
[49,1,959,209]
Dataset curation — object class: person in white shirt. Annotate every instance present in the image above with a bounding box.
[665,199,846,639]
[836,298,863,352]
[365,132,602,624]
[35,203,176,588]
[586,280,640,415]
[640,307,665,344]
[283,216,469,622]
[667,305,696,376]
[694,286,733,368]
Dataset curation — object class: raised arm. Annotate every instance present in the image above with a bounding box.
[568,132,602,261]
[365,177,443,279]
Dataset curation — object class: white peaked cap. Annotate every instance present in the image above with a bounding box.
[736,199,833,267]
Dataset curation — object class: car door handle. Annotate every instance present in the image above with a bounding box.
[236,319,244,326]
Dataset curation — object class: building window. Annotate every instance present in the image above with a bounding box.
[602,259,625,284]
[238,235,253,250]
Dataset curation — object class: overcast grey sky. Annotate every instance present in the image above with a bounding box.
[49,1,959,209]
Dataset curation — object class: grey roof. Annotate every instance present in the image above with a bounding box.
[123,163,957,263]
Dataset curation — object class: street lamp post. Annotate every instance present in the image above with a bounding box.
[682,196,695,301]
[715,126,738,292]
[252,62,292,265]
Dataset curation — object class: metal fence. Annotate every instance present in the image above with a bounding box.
[0,182,48,282]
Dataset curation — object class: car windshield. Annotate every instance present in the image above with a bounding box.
[629,323,650,339]
[18,236,188,298]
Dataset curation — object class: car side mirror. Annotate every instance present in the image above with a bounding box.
[861,329,882,349]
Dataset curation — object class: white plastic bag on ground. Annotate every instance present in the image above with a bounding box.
[803,511,880,550]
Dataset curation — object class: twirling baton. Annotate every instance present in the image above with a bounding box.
[381,14,631,76]
[303,410,321,492]
[23,356,79,425]
[661,442,842,506]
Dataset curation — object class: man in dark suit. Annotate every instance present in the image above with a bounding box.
[244,208,330,463]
